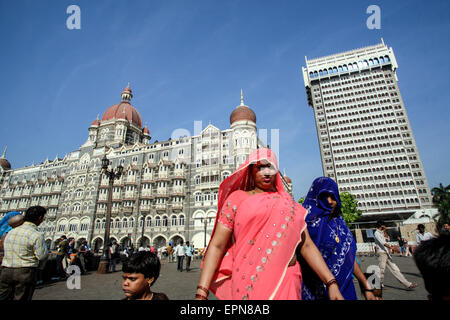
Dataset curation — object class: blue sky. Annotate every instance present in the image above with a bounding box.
[1,0,449,201]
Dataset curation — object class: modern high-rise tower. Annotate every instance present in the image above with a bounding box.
[301,41,435,222]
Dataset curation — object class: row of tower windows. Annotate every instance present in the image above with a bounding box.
[309,55,391,79]
[357,198,420,207]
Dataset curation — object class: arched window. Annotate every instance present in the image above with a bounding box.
[171,215,177,226]
[129,217,134,228]
[122,218,128,228]
[146,216,152,227]
[179,215,185,226]
[114,218,121,229]
[155,216,161,227]
[162,216,168,227]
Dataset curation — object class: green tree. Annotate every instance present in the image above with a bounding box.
[431,183,450,229]
[340,192,362,224]
[298,197,305,205]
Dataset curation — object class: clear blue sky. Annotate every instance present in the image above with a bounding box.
[1,0,449,201]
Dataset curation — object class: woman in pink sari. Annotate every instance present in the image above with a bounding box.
[195,148,344,300]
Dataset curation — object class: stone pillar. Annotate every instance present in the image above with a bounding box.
[354,228,364,243]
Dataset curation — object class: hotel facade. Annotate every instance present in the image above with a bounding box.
[0,87,292,250]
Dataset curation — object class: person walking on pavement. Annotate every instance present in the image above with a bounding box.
[374,221,418,290]
[175,240,185,272]
[0,206,48,300]
[56,236,69,279]
[167,242,174,263]
[403,237,412,257]
[416,224,434,246]
[109,241,119,272]
[184,241,193,272]
[397,237,404,256]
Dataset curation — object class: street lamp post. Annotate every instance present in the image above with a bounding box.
[195,217,212,248]
[97,155,123,274]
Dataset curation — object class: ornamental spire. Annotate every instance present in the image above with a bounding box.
[1,146,6,158]
[121,83,133,102]
[240,88,245,106]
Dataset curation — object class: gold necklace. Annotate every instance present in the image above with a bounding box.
[328,219,340,243]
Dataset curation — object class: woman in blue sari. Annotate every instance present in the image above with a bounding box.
[300,177,376,300]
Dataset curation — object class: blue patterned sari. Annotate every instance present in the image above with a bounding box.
[300,177,357,300]
[0,211,21,239]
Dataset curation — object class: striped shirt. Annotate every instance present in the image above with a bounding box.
[2,221,48,268]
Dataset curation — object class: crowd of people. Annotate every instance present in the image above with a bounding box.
[0,148,448,301]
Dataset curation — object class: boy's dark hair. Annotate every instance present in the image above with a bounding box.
[417,224,425,230]
[24,206,46,224]
[413,233,450,300]
[122,251,161,286]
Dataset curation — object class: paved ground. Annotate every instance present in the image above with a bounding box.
[33,254,427,300]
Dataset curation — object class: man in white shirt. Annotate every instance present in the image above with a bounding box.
[374,220,418,290]
[416,224,434,246]
[175,240,186,272]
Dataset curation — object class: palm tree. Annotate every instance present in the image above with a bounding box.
[431,183,450,229]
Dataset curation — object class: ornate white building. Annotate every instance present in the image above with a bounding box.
[0,86,292,250]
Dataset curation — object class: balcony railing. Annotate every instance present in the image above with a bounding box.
[155,204,167,211]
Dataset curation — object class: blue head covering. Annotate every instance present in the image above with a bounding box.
[0,211,22,238]
[301,177,357,300]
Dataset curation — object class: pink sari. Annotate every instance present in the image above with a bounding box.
[203,148,307,300]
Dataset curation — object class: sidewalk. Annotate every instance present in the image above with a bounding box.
[33,255,427,300]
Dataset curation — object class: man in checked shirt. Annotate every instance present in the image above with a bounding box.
[0,206,48,300]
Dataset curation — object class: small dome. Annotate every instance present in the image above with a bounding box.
[0,158,11,170]
[230,106,256,125]
[143,126,150,135]
[91,119,100,127]
[230,89,256,125]
[284,176,292,184]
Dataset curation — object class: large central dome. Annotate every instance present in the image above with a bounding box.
[101,85,143,128]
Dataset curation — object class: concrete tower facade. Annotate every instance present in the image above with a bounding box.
[302,41,435,222]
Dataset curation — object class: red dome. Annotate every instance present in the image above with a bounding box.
[284,176,292,184]
[143,126,150,135]
[101,102,143,128]
[91,119,100,126]
[230,106,256,125]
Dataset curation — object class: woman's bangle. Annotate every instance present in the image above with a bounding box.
[195,294,208,300]
[197,285,209,296]
[325,278,339,289]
